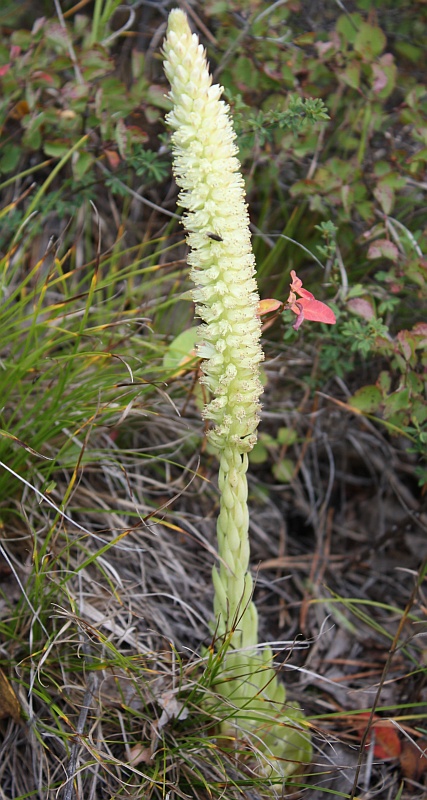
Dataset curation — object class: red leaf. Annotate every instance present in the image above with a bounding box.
[32,70,55,84]
[353,713,401,760]
[291,296,336,324]
[400,739,427,780]
[287,270,336,326]
[297,286,315,301]
[372,722,401,760]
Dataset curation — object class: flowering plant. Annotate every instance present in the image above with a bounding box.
[163,8,311,777]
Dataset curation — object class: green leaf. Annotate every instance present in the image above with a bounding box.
[376,371,391,395]
[354,23,386,60]
[0,143,21,174]
[43,140,72,158]
[289,179,318,197]
[336,14,363,45]
[397,330,416,361]
[373,184,394,215]
[22,124,42,151]
[350,385,382,413]
[259,433,277,448]
[395,42,422,64]
[235,57,259,90]
[81,49,114,80]
[10,29,33,48]
[408,147,427,164]
[411,401,427,426]
[406,372,424,395]
[384,389,410,418]
[249,441,269,465]
[45,23,71,53]
[339,62,361,91]
[277,427,298,446]
[293,32,316,46]
[163,327,199,374]
[115,119,128,159]
[272,458,294,483]
[73,151,94,180]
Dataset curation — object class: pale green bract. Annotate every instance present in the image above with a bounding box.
[163,8,311,778]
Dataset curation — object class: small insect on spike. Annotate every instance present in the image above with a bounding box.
[207,232,223,242]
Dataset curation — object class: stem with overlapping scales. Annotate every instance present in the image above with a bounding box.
[163,8,311,777]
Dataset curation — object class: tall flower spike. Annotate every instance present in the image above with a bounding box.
[163,9,263,455]
[163,9,311,778]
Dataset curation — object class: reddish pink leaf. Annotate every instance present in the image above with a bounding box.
[371,64,388,94]
[292,306,305,331]
[413,322,427,344]
[290,296,336,324]
[104,149,121,170]
[32,70,54,84]
[367,239,399,261]
[0,63,11,77]
[347,297,375,320]
[316,41,334,57]
[287,271,336,326]
[397,330,414,361]
[125,125,149,144]
[289,270,303,293]
[297,286,315,300]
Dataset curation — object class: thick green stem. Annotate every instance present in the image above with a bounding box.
[213,448,255,647]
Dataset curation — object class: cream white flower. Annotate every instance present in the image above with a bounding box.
[163,8,263,453]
